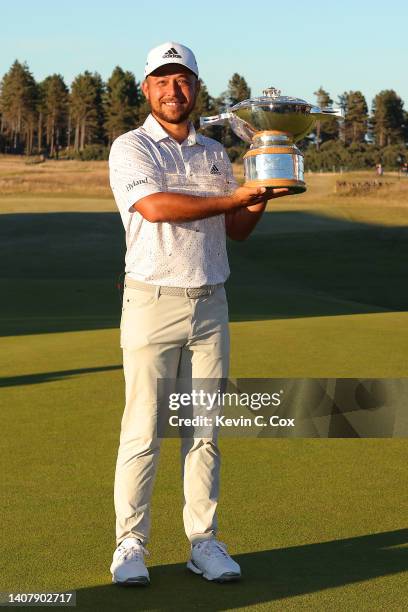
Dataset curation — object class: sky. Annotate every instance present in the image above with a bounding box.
[2,0,407,109]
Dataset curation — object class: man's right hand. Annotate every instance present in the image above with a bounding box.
[134,187,269,223]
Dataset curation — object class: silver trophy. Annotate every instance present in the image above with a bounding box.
[200,87,343,194]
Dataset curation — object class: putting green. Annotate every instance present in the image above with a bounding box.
[1,324,407,610]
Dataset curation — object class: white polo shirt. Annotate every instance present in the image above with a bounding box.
[109,114,237,288]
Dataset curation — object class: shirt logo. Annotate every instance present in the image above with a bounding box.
[126,177,148,192]
[209,163,221,175]
[162,47,182,59]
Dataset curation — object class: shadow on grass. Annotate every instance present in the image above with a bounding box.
[0,365,122,387]
[74,529,408,611]
[1,211,407,336]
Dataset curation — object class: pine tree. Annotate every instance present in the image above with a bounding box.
[343,91,368,144]
[36,80,46,153]
[0,60,38,153]
[40,74,68,156]
[226,73,251,106]
[104,66,140,144]
[189,80,215,130]
[136,99,151,126]
[70,71,105,151]
[313,87,339,150]
[218,73,251,149]
[337,92,348,144]
[372,90,405,146]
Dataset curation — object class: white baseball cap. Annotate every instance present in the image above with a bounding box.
[144,42,199,78]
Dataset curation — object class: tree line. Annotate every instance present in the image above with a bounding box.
[0,60,407,169]
[305,86,407,171]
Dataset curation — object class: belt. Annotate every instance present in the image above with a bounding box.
[124,276,224,298]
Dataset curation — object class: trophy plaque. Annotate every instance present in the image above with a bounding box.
[200,87,343,194]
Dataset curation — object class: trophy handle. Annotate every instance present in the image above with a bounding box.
[310,106,344,120]
[200,112,232,128]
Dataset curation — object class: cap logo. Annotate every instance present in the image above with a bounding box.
[209,163,221,175]
[162,47,182,59]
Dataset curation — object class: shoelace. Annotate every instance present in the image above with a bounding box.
[117,542,149,562]
[195,540,229,559]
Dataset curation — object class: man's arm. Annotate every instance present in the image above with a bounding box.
[131,186,268,223]
[225,188,290,241]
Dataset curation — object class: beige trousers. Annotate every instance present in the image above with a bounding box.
[114,282,230,546]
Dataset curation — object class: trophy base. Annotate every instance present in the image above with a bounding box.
[244,178,306,195]
[243,144,305,195]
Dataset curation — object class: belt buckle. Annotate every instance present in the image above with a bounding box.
[186,287,210,298]
[186,287,198,298]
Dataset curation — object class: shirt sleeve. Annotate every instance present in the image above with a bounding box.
[109,134,163,214]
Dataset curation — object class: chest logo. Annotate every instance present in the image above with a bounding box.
[209,163,221,175]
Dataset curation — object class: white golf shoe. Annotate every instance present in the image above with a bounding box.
[187,539,241,582]
[110,537,150,586]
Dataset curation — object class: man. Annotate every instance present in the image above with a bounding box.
[109,41,289,586]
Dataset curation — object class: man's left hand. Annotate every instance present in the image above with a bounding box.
[246,187,290,212]
[264,187,290,200]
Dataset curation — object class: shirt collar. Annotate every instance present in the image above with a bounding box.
[143,113,205,146]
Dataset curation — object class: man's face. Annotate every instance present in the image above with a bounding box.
[142,64,199,124]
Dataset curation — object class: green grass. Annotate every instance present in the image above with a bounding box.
[1,196,407,610]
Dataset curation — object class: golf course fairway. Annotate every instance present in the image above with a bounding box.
[1,168,407,610]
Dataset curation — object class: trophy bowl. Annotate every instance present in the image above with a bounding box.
[200,87,343,194]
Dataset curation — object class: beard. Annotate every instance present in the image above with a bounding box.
[155,106,192,124]
[151,95,197,124]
